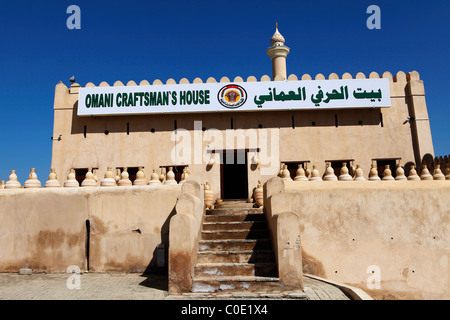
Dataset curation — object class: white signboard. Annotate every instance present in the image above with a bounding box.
[77,78,390,116]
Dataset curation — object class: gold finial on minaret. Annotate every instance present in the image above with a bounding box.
[276,22,278,29]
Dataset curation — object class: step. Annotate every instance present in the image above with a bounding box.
[197,250,275,263]
[207,208,263,215]
[199,239,273,251]
[201,229,270,240]
[194,262,277,278]
[192,276,282,293]
[204,213,266,223]
[202,221,266,231]
[214,201,254,208]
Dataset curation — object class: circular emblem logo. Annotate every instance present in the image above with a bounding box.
[218,84,247,109]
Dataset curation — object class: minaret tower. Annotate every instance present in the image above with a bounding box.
[266,23,290,80]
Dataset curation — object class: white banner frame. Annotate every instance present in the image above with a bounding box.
[77,78,391,116]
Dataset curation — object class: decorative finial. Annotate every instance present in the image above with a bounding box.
[270,23,285,46]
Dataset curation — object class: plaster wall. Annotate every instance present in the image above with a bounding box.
[279,180,450,299]
[0,185,181,273]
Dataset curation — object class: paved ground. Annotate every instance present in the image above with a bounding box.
[0,272,350,300]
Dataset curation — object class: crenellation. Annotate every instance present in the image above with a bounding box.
[323,162,337,181]
[341,72,352,79]
[164,167,178,185]
[64,169,79,187]
[381,165,395,181]
[281,164,293,181]
[24,168,41,188]
[294,164,308,181]
[354,165,366,181]
[5,170,21,189]
[309,165,322,181]
[274,74,285,81]
[315,73,325,80]
[301,74,312,80]
[394,71,407,83]
[407,165,420,180]
[420,165,433,180]
[328,73,339,80]
[81,168,97,187]
[68,68,425,93]
[395,163,407,180]
[433,164,445,180]
[369,164,381,181]
[381,71,393,81]
[100,167,117,187]
[339,162,352,181]
[148,169,162,185]
[133,167,147,185]
[407,70,420,81]
[2,160,448,194]
[45,168,61,188]
[368,71,380,79]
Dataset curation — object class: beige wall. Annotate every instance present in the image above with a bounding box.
[269,179,450,299]
[50,71,433,201]
[0,185,181,273]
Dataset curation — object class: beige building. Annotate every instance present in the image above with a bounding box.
[50,26,435,200]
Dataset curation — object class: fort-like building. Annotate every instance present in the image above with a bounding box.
[0,26,449,300]
[49,25,437,199]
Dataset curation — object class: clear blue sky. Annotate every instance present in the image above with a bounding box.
[0,0,449,183]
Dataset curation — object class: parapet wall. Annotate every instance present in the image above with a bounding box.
[64,69,421,91]
[266,178,450,299]
[0,185,181,273]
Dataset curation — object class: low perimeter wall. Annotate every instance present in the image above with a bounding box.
[265,178,450,299]
[0,185,181,273]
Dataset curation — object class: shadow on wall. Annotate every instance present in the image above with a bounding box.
[70,101,383,136]
[138,206,177,291]
[421,153,434,172]
[302,248,327,278]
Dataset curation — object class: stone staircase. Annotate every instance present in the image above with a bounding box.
[191,200,283,294]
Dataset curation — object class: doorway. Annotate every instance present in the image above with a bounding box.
[221,150,249,200]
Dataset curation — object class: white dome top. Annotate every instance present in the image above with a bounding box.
[271,23,285,45]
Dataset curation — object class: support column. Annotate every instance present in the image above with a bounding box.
[406,71,435,165]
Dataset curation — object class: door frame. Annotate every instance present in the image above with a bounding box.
[214,148,259,200]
